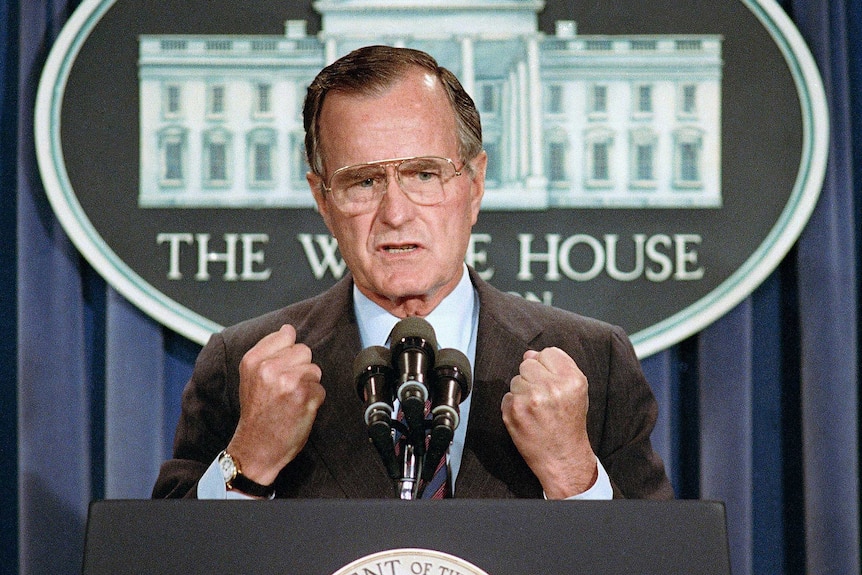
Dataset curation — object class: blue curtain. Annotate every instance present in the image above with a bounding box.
[0,0,20,571]
[2,1,859,574]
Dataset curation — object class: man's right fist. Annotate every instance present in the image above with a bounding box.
[226,324,325,486]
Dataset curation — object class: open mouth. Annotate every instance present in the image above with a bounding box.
[384,245,418,253]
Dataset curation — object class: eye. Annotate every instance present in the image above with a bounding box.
[340,168,384,191]
[401,161,443,183]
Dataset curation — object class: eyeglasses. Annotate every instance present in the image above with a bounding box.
[321,156,465,215]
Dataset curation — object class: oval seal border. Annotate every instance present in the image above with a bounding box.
[630,0,829,355]
[34,0,829,356]
[330,548,490,575]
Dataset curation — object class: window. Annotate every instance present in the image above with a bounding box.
[252,40,278,51]
[209,142,227,181]
[590,85,607,115]
[680,143,699,181]
[585,128,614,187]
[585,40,612,51]
[248,129,276,187]
[164,142,183,181]
[164,84,182,117]
[673,129,704,188]
[631,40,657,51]
[160,39,186,51]
[208,85,225,117]
[630,129,657,187]
[158,127,186,186]
[206,40,232,51]
[681,85,697,115]
[256,83,272,115]
[636,145,653,181]
[203,130,231,186]
[478,83,499,115]
[253,143,272,182]
[592,142,609,181]
[636,85,653,114]
[676,39,703,51]
[547,85,564,114]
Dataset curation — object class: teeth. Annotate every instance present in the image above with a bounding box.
[386,245,416,253]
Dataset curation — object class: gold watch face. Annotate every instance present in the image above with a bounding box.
[217,451,237,483]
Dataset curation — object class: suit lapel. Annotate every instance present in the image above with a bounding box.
[303,281,397,498]
[455,275,544,498]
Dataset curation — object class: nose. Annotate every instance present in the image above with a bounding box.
[376,164,416,225]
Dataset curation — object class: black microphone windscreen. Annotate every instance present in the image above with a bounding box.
[352,345,392,380]
[389,316,438,350]
[435,347,472,397]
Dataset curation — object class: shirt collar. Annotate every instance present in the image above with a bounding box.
[354,265,474,352]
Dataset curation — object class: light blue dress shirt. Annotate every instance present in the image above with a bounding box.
[352,263,479,490]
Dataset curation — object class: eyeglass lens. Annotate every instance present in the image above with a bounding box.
[329,157,457,212]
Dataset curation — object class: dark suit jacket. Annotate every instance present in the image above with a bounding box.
[153,269,673,499]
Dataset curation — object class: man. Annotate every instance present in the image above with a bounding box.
[153,45,673,501]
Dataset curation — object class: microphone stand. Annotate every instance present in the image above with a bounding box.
[397,442,423,500]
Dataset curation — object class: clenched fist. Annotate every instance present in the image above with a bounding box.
[226,324,325,486]
[501,347,598,499]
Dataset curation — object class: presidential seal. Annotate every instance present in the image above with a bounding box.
[331,549,490,575]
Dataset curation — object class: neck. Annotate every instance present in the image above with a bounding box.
[359,290,447,319]
[357,276,463,319]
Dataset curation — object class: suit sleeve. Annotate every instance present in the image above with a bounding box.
[599,327,675,500]
[151,332,241,499]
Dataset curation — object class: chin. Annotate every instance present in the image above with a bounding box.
[382,283,434,300]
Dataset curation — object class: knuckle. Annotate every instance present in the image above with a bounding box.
[282,342,312,366]
[240,345,263,369]
[255,357,283,382]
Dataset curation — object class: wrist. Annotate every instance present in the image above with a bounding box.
[539,448,599,499]
[225,434,283,485]
[217,450,277,499]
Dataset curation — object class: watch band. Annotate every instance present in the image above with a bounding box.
[230,471,277,499]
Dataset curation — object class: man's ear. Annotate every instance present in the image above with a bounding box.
[468,150,487,224]
[307,171,331,222]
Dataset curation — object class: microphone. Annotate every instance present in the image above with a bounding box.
[389,317,438,453]
[353,345,399,479]
[422,347,472,481]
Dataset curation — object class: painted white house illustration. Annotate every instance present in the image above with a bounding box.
[138,0,723,210]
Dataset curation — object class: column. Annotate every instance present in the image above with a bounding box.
[526,36,546,188]
[460,36,475,99]
[325,37,338,65]
[517,61,529,180]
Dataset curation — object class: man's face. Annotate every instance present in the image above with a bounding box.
[308,69,486,315]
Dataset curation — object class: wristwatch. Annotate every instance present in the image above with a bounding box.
[217,450,277,499]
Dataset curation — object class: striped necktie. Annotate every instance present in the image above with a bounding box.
[393,402,450,499]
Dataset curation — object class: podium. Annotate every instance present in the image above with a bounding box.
[83,499,730,575]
